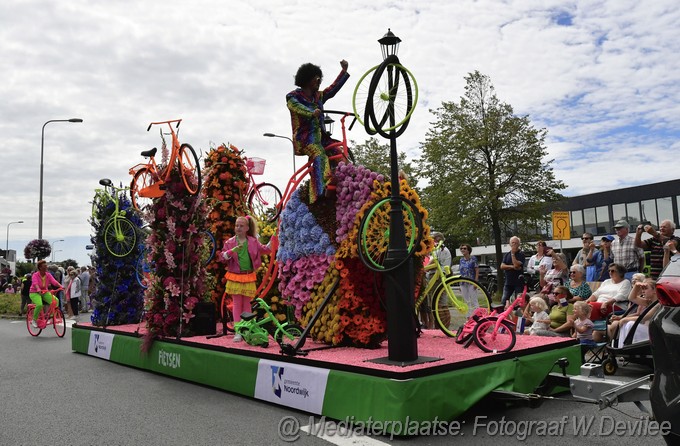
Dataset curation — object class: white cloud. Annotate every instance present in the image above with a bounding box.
[2,0,679,265]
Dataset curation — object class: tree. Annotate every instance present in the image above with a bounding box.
[350,137,417,184]
[59,259,79,269]
[416,71,566,290]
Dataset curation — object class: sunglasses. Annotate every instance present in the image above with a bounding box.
[581,237,592,241]
[569,271,577,275]
[460,247,468,251]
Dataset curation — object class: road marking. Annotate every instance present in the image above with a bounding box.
[300,422,390,446]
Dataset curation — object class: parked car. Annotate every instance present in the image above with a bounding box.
[649,254,680,444]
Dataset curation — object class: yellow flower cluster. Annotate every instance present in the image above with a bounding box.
[300,263,342,344]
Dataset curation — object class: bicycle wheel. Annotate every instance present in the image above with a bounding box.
[248,182,282,222]
[352,64,380,135]
[26,310,42,337]
[130,167,154,211]
[53,309,66,337]
[275,323,305,350]
[473,317,516,353]
[200,230,216,266]
[354,62,418,138]
[432,277,491,337]
[135,248,153,289]
[104,218,137,257]
[178,143,201,195]
[357,197,423,272]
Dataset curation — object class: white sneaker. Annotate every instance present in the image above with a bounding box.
[233,333,243,342]
[30,320,38,329]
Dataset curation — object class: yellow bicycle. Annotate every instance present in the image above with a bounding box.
[415,241,491,337]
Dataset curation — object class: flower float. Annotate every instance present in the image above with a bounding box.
[142,166,210,345]
[89,187,145,326]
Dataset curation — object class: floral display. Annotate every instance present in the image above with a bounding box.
[202,144,248,305]
[23,239,51,262]
[277,162,432,348]
[89,188,145,326]
[142,166,210,345]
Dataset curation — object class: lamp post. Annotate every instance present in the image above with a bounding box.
[51,239,65,262]
[263,133,296,173]
[5,221,24,258]
[39,118,83,239]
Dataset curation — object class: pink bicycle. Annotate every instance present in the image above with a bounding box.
[226,144,282,222]
[456,285,528,353]
[26,294,66,338]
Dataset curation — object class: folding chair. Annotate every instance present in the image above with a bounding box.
[581,340,608,364]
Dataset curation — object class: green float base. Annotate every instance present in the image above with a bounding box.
[72,325,581,431]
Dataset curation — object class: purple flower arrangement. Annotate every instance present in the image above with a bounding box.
[334,162,384,243]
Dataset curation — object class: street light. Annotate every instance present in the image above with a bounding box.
[39,118,83,239]
[5,221,24,258]
[51,239,64,262]
[263,133,296,173]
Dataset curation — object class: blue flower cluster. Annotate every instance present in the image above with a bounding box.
[277,189,336,263]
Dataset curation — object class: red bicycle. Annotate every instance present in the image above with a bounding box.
[26,294,66,338]
[456,285,528,353]
[252,110,355,301]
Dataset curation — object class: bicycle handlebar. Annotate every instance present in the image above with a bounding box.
[147,119,182,132]
[323,110,358,131]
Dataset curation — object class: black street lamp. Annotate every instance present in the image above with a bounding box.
[263,132,296,173]
[378,28,401,59]
[323,114,335,136]
[39,118,83,239]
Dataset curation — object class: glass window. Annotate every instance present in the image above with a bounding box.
[626,202,641,227]
[596,206,610,235]
[583,208,597,235]
[571,210,583,238]
[612,203,626,229]
[641,199,657,227]
[658,197,673,224]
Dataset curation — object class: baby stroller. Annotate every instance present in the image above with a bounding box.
[600,300,659,375]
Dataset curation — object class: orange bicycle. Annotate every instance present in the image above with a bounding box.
[129,119,201,211]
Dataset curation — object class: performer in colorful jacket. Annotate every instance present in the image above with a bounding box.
[286,59,349,203]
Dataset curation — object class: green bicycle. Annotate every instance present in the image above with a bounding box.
[92,178,137,258]
[415,241,491,337]
[234,297,304,349]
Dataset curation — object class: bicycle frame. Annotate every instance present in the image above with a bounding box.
[416,241,468,315]
[234,298,297,346]
[130,119,183,198]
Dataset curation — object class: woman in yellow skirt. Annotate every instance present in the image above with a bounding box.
[221,216,273,341]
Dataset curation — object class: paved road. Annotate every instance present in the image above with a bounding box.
[0,318,667,445]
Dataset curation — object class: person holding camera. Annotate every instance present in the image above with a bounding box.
[635,219,679,279]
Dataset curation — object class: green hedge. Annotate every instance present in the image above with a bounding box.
[0,293,21,315]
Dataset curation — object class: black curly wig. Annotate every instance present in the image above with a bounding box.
[294,63,323,88]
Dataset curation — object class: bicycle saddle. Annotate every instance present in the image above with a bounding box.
[140,147,157,157]
[99,178,113,187]
[240,312,257,321]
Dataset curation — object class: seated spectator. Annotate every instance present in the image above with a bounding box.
[607,278,659,344]
[585,263,631,320]
[538,251,569,306]
[526,296,550,335]
[528,286,574,337]
[567,264,592,303]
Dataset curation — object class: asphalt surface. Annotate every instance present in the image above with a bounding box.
[0,317,668,446]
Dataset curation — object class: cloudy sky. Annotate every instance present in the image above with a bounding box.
[2,0,679,266]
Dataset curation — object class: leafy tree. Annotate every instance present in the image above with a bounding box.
[350,137,417,183]
[59,259,79,269]
[416,71,566,289]
[15,262,35,276]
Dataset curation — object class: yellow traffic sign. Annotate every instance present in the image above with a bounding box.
[552,211,571,240]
